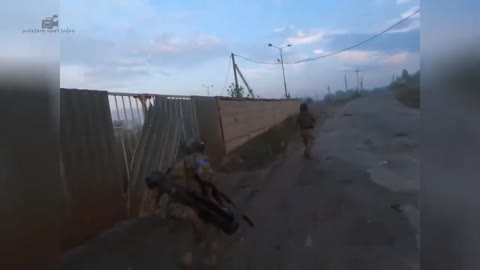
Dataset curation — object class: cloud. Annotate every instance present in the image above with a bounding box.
[241,65,278,79]
[62,66,178,92]
[60,64,154,90]
[53,0,421,95]
[388,6,420,33]
[141,34,228,67]
[58,0,221,87]
[287,30,327,45]
[60,34,151,83]
[60,65,91,88]
[306,49,415,73]
[336,50,382,63]
[382,52,409,65]
[84,66,151,81]
[60,0,195,35]
[338,51,418,76]
[1,33,58,61]
[144,35,225,54]
[324,29,419,54]
[60,32,227,88]
[396,0,412,4]
[272,25,295,34]
[61,35,123,66]
[273,26,346,46]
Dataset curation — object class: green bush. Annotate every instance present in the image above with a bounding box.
[393,86,420,109]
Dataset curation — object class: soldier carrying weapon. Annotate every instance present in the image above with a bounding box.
[146,139,253,270]
[297,103,317,159]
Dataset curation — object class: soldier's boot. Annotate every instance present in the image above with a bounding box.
[203,240,219,269]
[305,147,313,159]
[180,251,193,270]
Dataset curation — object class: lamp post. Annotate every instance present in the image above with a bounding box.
[202,84,213,96]
[268,43,291,99]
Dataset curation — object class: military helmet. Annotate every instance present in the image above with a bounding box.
[300,103,308,111]
[186,138,206,154]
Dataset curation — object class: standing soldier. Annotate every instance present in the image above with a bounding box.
[297,103,317,159]
[156,139,221,270]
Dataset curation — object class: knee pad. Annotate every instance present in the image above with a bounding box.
[206,240,218,253]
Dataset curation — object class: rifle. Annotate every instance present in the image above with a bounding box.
[145,170,254,235]
[193,174,255,227]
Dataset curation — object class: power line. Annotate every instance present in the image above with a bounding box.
[233,54,280,65]
[222,56,232,95]
[290,9,420,64]
[233,9,420,65]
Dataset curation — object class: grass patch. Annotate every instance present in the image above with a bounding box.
[219,115,299,172]
[393,86,420,109]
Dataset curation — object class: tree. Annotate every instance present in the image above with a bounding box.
[402,69,410,80]
[324,92,335,103]
[408,70,420,88]
[227,83,245,98]
[304,97,314,104]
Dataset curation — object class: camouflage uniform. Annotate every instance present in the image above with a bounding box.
[157,149,221,270]
[297,104,316,159]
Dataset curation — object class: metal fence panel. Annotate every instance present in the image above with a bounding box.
[60,88,125,250]
[107,93,199,216]
[127,96,185,217]
[58,88,298,251]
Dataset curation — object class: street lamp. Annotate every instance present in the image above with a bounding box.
[202,84,214,96]
[268,43,292,99]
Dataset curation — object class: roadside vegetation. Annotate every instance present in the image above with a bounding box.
[391,69,420,109]
[323,88,369,103]
[219,115,298,172]
[219,98,348,172]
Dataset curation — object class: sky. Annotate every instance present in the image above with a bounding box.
[2,0,420,99]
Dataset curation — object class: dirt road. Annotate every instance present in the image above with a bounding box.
[220,89,419,270]
[61,89,419,270]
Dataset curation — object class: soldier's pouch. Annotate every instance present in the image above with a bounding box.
[167,203,196,221]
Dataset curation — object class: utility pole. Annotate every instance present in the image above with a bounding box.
[231,53,239,90]
[344,73,348,91]
[354,67,360,91]
[280,48,288,99]
[360,76,364,91]
[235,64,255,98]
[202,84,213,96]
[268,43,292,99]
[327,85,331,94]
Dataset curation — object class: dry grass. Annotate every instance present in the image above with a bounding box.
[219,115,299,172]
[219,101,345,172]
